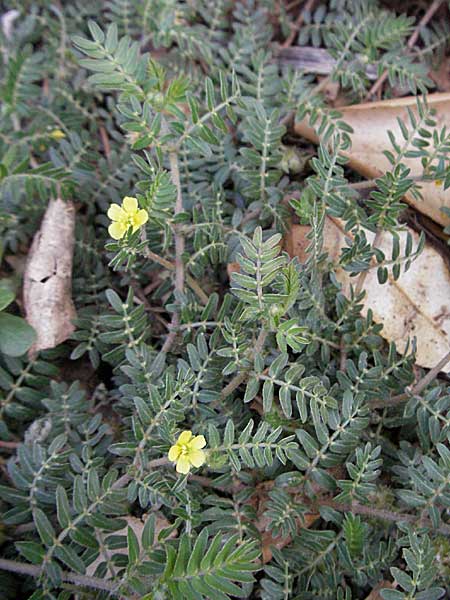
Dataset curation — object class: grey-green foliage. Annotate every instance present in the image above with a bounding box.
[0,1,450,599]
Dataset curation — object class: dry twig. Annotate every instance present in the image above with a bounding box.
[366,0,444,99]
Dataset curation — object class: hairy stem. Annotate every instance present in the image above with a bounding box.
[354,230,382,295]
[0,558,116,593]
[221,328,268,399]
[371,349,450,409]
[282,0,317,49]
[366,0,444,99]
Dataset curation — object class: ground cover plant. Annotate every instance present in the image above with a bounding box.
[1,0,450,598]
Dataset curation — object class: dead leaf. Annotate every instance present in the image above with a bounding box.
[364,581,395,600]
[294,92,450,226]
[429,56,450,92]
[23,198,76,356]
[227,261,240,279]
[286,218,450,373]
[253,481,320,563]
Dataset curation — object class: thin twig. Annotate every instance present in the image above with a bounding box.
[140,246,208,304]
[159,145,186,354]
[354,229,382,295]
[99,125,111,163]
[221,329,268,399]
[348,174,424,191]
[316,498,450,536]
[371,350,450,409]
[0,440,19,450]
[0,558,117,593]
[366,0,444,99]
[282,0,317,49]
[112,457,170,491]
[339,336,347,373]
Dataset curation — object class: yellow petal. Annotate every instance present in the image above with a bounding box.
[168,445,181,461]
[134,209,149,228]
[49,129,66,140]
[188,449,205,468]
[122,196,138,214]
[190,435,206,450]
[109,222,127,240]
[177,430,192,445]
[107,204,125,221]
[176,455,191,474]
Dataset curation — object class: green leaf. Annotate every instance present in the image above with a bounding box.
[56,486,71,529]
[0,284,15,311]
[127,525,140,564]
[16,541,46,564]
[34,508,56,547]
[0,313,36,356]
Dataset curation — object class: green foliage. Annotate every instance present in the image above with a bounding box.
[0,281,36,357]
[1,1,450,599]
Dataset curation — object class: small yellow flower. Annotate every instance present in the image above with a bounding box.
[49,129,66,140]
[168,431,206,474]
[435,179,443,187]
[107,196,149,240]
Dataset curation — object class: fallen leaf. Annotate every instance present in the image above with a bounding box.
[429,56,450,92]
[259,511,320,563]
[253,481,320,563]
[295,92,450,226]
[286,218,450,373]
[364,581,395,600]
[23,198,76,356]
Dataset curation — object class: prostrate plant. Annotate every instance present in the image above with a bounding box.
[0,1,450,599]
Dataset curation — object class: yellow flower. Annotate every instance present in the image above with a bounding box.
[49,129,66,140]
[107,196,149,240]
[168,431,206,474]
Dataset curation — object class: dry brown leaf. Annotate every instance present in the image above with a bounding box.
[364,581,395,600]
[294,92,450,226]
[258,511,320,563]
[23,198,76,356]
[429,56,450,92]
[286,219,450,373]
[253,481,320,563]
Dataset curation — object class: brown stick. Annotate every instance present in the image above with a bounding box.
[281,0,317,49]
[220,329,268,399]
[371,349,450,409]
[354,229,382,295]
[0,558,116,592]
[0,440,19,450]
[316,498,450,536]
[366,0,444,99]
[99,125,111,162]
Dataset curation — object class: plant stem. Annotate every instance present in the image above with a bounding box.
[348,174,424,190]
[354,229,382,295]
[159,146,185,354]
[316,498,450,535]
[141,246,209,305]
[371,349,450,409]
[282,0,317,49]
[0,558,117,593]
[221,329,268,399]
[365,0,444,99]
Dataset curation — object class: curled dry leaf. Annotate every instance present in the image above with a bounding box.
[285,218,450,373]
[294,92,450,226]
[364,581,396,600]
[23,198,76,356]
